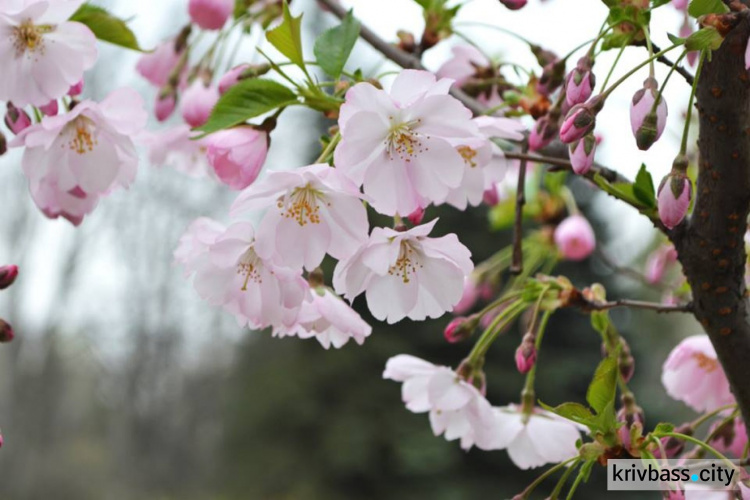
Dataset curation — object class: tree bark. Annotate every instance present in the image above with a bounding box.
[670,11,750,432]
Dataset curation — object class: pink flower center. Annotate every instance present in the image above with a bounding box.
[13,20,52,57]
[388,241,423,284]
[63,117,98,155]
[385,120,426,162]
[236,247,262,291]
[278,185,324,226]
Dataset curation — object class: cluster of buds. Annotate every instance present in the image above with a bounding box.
[0,265,18,344]
[657,155,692,230]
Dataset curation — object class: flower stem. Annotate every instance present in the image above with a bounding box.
[658,431,736,469]
[315,131,341,164]
[601,39,630,91]
[467,299,526,366]
[680,50,705,155]
[519,457,578,499]
[601,43,682,99]
[643,26,655,78]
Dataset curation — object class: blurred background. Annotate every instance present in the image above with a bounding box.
[0,0,705,498]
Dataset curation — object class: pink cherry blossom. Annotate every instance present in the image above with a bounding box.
[662,334,735,412]
[333,219,473,323]
[144,125,213,178]
[181,80,219,128]
[658,174,691,230]
[645,244,678,284]
[554,214,596,261]
[189,0,233,30]
[0,0,97,106]
[334,69,478,216]
[219,64,250,94]
[174,217,226,277]
[273,287,372,349]
[437,45,489,87]
[137,40,182,87]
[10,88,147,224]
[231,163,368,271]
[177,219,307,328]
[383,354,494,448]
[472,404,582,469]
[205,126,268,190]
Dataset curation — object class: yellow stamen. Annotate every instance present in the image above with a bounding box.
[385,119,427,163]
[278,185,325,226]
[388,241,423,284]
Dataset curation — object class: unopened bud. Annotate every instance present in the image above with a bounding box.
[5,103,31,135]
[657,156,691,230]
[0,265,18,290]
[444,316,477,343]
[559,95,603,144]
[565,57,596,107]
[630,77,667,151]
[515,332,537,374]
[396,30,417,54]
[568,133,596,175]
[0,319,13,343]
[407,207,425,226]
[498,0,528,10]
[537,59,566,96]
[39,100,58,116]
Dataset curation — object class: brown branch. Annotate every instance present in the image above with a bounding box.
[316,0,486,115]
[584,299,693,314]
[510,142,528,275]
[650,42,694,86]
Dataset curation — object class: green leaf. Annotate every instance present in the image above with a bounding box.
[685,27,724,51]
[266,0,305,69]
[653,422,675,435]
[70,4,142,51]
[590,311,610,336]
[633,164,656,208]
[196,79,297,134]
[586,356,618,414]
[651,0,672,8]
[313,10,360,78]
[688,0,729,18]
[540,402,596,427]
[667,33,686,46]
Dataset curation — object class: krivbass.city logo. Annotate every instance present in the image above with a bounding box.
[607,459,742,492]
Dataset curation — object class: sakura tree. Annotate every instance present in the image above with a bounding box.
[2,0,750,497]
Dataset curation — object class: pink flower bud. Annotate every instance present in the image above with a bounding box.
[672,0,688,9]
[219,64,250,94]
[155,92,177,122]
[559,96,602,144]
[528,114,559,151]
[536,59,566,97]
[565,57,595,107]
[0,319,13,343]
[710,417,747,458]
[4,103,31,134]
[568,133,596,175]
[630,78,668,151]
[657,166,691,230]
[498,0,527,9]
[616,406,644,451]
[189,0,233,30]
[39,99,58,116]
[554,214,596,261]
[68,80,84,96]
[453,277,479,315]
[444,316,476,343]
[0,265,18,290]
[515,333,536,374]
[137,41,182,87]
[645,244,678,284]
[483,185,500,206]
[181,81,219,128]
[406,206,425,226]
[206,126,268,189]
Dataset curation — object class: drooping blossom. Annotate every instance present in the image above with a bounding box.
[137,40,182,87]
[658,172,691,230]
[0,0,97,106]
[181,80,219,128]
[383,355,494,449]
[218,64,250,94]
[231,163,368,271]
[10,88,146,224]
[472,404,582,469]
[144,125,213,178]
[273,287,372,349]
[188,0,233,30]
[645,244,678,284]
[630,77,668,151]
[334,69,478,216]
[175,219,307,328]
[206,126,268,190]
[554,214,596,261]
[333,219,473,323]
[662,334,735,412]
[710,417,747,458]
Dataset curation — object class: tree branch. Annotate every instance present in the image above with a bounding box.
[584,299,693,314]
[669,12,750,435]
[650,42,694,86]
[510,143,528,274]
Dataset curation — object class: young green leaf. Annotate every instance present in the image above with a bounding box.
[196,79,298,135]
[586,356,618,414]
[590,311,610,336]
[539,402,597,428]
[266,0,305,69]
[685,28,724,52]
[633,164,656,208]
[687,0,729,18]
[70,4,143,51]
[653,422,675,435]
[313,10,360,78]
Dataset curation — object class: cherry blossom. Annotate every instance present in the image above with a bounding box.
[333,219,473,323]
[137,40,182,87]
[11,87,146,224]
[273,287,372,349]
[188,0,233,31]
[176,219,307,328]
[144,125,213,179]
[383,354,494,448]
[231,163,369,271]
[206,126,268,190]
[662,334,735,412]
[181,80,219,128]
[554,214,596,261]
[0,0,97,106]
[334,69,478,216]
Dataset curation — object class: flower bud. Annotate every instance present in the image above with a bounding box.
[515,332,537,374]
[444,316,476,343]
[206,126,268,189]
[568,133,596,175]
[482,185,500,206]
[498,0,527,10]
[0,265,18,290]
[181,80,219,128]
[188,0,233,30]
[155,91,177,122]
[39,100,58,116]
[645,244,678,284]
[554,214,596,261]
[536,59,566,96]
[0,319,13,343]
[617,403,644,451]
[68,80,84,96]
[630,77,667,151]
[406,207,425,226]
[657,423,693,458]
[618,338,635,383]
[657,156,691,230]
[672,0,688,9]
[559,96,603,144]
[218,64,250,94]
[5,103,31,135]
[528,112,560,151]
[565,57,595,107]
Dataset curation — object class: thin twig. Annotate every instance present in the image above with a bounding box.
[587,298,692,313]
[510,142,528,275]
[316,0,486,115]
[650,42,694,86]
